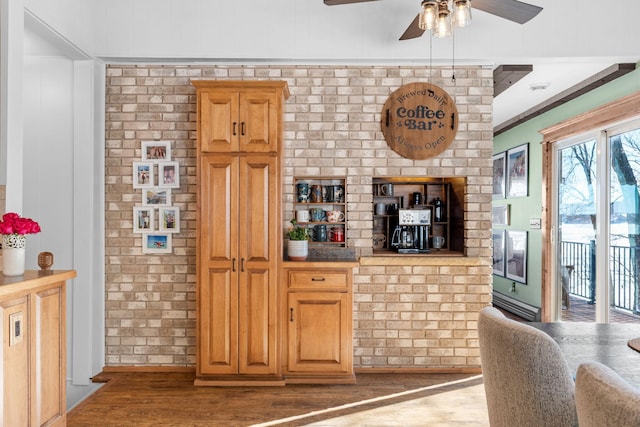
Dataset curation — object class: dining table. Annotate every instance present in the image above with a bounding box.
[529,321,640,387]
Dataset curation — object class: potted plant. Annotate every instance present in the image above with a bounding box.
[287,219,310,261]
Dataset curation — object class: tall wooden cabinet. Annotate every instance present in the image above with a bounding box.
[193,81,289,385]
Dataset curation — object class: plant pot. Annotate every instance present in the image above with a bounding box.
[2,234,26,276]
[287,239,308,261]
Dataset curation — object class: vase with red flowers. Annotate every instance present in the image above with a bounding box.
[0,213,41,276]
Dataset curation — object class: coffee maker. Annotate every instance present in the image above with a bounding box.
[390,208,431,253]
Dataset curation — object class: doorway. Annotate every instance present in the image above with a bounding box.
[552,123,640,323]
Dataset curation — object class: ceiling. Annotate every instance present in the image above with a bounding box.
[23,0,640,133]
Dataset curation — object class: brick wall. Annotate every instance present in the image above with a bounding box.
[105,64,493,368]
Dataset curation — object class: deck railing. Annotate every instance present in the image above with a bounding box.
[561,241,640,314]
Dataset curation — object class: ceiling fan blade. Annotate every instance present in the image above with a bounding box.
[399,14,425,40]
[472,0,542,24]
[324,0,381,5]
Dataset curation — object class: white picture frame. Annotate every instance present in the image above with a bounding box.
[158,161,180,189]
[142,233,172,254]
[142,188,171,206]
[506,230,528,283]
[507,143,529,198]
[133,161,154,188]
[141,140,171,162]
[158,206,180,233]
[133,207,154,233]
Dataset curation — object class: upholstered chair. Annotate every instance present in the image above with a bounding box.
[477,306,578,427]
[575,361,640,427]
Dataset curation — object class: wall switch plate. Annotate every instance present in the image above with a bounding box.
[9,312,23,347]
[530,218,541,229]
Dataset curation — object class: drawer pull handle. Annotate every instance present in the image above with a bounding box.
[311,277,326,282]
[233,122,237,135]
[290,308,294,322]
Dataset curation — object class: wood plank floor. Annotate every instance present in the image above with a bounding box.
[67,371,488,426]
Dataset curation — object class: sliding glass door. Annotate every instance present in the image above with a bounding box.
[554,122,640,323]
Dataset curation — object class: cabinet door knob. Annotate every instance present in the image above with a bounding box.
[233,122,237,135]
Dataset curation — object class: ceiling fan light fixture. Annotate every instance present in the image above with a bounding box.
[452,0,472,28]
[433,2,452,38]
[419,0,439,30]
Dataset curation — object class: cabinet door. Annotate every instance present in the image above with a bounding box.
[237,155,279,375]
[198,155,239,375]
[239,92,279,153]
[198,91,240,152]
[287,292,351,374]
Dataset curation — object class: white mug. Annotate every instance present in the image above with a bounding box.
[327,210,345,222]
[375,203,386,215]
[296,210,310,223]
[433,236,445,249]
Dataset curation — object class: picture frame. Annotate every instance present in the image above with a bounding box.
[158,161,180,189]
[492,152,506,199]
[141,140,171,162]
[142,188,171,206]
[506,230,528,283]
[492,205,510,226]
[132,161,154,188]
[492,229,505,277]
[158,206,180,233]
[133,207,154,233]
[507,143,529,198]
[142,233,172,254]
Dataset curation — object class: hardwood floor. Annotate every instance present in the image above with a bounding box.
[67,370,488,426]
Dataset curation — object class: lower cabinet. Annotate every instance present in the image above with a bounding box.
[0,270,75,427]
[283,264,356,384]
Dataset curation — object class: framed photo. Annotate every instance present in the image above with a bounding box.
[507,143,529,198]
[133,207,154,233]
[158,161,180,188]
[492,229,505,277]
[492,205,510,226]
[506,230,528,283]
[133,161,154,188]
[142,188,171,206]
[142,233,172,254]
[158,206,180,233]
[141,140,171,162]
[492,152,506,199]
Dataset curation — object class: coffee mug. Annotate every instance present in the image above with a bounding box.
[330,227,345,242]
[380,183,393,196]
[296,210,310,223]
[310,185,323,203]
[373,234,387,250]
[375,203,386,216]
[433,236,445,249]
[327,210,345,222]
[310,208,326,222]
[296,183,310,203]
[313,225,328,242]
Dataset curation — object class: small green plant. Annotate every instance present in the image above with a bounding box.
[287,219,310,240]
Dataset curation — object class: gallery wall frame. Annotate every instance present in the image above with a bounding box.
[158,206,180,233]
[133,206,154,233]
[158,161,180,189]
[492,229,505,277]
[142,234,172,254]
[492,152,506,199]
[506,143,529,198]
[142,188,171,206]
[141,140,172,162]
[506,230,528,283]
[133,161,154,188]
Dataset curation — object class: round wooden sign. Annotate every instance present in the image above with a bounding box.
[381,82,458,160]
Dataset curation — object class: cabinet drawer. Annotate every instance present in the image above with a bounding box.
[288,270,349,291]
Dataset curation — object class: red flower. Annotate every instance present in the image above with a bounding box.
[0,212,41,235]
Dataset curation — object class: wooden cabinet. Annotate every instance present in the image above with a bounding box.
[0,270,76,427]
[283,264,356,384]
[193,81,289,385]
[292,177,347,248]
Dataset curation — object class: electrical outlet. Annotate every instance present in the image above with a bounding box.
[9,312,23,347]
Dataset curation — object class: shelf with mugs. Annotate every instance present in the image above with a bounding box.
[293,176,347,247]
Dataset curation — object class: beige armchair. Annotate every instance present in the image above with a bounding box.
[478,306,578,427]
[575,361,640,427]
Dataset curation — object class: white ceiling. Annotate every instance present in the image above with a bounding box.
[24,0,640,130]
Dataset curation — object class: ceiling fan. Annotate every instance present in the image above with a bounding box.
[324,0,543,40]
